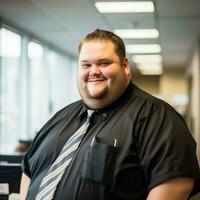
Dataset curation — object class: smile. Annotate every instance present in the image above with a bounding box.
[88,78,106,82]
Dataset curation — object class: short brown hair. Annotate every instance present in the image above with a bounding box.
[78,29,126,62]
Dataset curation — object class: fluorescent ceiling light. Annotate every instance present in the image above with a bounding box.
[126,44,161,54]
[136,63,162,70]
[114,29,159,39]
[132,55,162,63]
[136,63,163,75]
[139,68,163,75]
[95,2,154,13]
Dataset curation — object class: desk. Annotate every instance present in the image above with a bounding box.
[0,163,22,196]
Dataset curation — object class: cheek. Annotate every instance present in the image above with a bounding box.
[101,68,117,79]
[78,69,89,81]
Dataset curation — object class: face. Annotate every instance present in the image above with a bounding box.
[77,40,131,109]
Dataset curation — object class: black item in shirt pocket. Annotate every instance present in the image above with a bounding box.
[82,141,120,185]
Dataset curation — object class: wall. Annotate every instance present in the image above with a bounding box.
[133,69,188,110]
[133,75,160,95]
[188,40,200,163]
[159,68,187,105]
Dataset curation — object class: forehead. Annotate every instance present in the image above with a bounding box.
[79,40,116,57]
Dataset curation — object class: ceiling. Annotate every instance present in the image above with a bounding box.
[0,0,200,71]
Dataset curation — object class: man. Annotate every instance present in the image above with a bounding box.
[20,29,200,200]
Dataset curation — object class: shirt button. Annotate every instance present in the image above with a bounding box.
[102,113,108,121]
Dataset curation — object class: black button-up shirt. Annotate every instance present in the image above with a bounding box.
[22,82,200,199]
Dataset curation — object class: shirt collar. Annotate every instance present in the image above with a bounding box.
[78,104,88,118]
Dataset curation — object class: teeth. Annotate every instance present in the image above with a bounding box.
[89,79,104,82]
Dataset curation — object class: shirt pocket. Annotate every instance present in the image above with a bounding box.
[82,140,120,185]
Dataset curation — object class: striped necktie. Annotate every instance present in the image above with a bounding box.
[36,110,94,200]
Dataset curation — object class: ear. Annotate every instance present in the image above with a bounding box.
[122,57,131,76]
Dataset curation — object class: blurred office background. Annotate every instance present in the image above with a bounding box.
[0,0,200,164]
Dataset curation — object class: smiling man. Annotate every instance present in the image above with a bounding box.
[77,39,131,109]
[20,29,200,200]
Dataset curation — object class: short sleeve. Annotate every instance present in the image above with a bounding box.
[136,102,200,194]
[21,129,42,178]
[21,150,32,178]
[21,107,66,178]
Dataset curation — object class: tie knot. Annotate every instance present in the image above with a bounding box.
[87,109,95,119]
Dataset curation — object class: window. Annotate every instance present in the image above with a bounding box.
[28,41,50,138]
[0,28,22,153]
[48,50,80,115]
[0,26,79,154]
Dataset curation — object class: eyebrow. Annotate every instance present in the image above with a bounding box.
[80,60,89,63]
[80,58,111,63]
[97,59,111,62]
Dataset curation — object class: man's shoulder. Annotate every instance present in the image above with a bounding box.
[33,99,84,139]
[42,100,84,128]
[132,84,178,114]
[133,84,161,103]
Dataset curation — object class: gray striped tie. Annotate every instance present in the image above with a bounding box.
[36,110,94,200]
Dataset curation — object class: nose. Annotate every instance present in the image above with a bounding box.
[89,64,101,75]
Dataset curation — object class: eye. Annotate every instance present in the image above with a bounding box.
[99,61,111,67]
[81,63,91,69]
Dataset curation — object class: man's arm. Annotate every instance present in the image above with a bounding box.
[20,173,31,200]
[147,177,194,200]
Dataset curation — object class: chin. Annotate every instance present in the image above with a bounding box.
[87,88,106,98]
[88,94,104,99]
[83,98,107,110]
